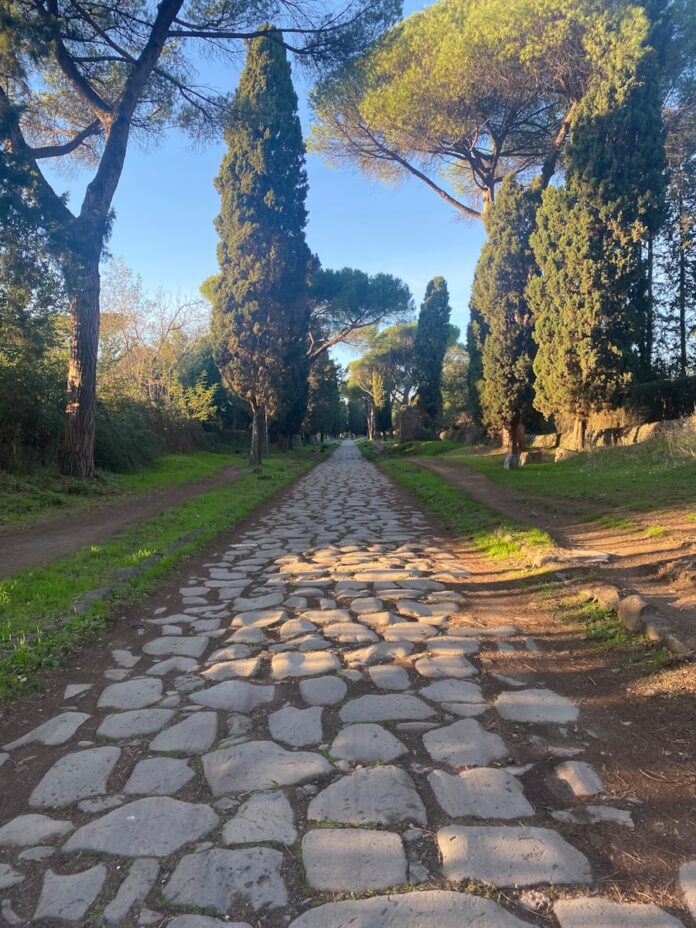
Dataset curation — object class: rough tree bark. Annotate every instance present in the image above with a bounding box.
[249,405,262,466]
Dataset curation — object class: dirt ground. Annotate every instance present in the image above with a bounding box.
[0,463,241,579]
[418,457,696,650]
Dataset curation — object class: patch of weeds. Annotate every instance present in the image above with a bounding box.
[645,524,667,538]
[557,594,635,648]
[593,514,638,532]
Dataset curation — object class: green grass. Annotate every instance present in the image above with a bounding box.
[556,594,635,648]
[0,446,243,528]
[644,523,667,538]
[0,453,315,699]
[590,514,639,532]
[422,438,696,515]
[376,456,552,560]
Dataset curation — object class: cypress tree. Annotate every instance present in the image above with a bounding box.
[413,277,452,431]
[210,28,311,465]
[470,176,540,460]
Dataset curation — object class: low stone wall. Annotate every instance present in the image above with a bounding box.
[529,413,696,453]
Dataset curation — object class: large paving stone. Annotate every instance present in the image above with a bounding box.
[420,680,483,704]
[555,761,603,797]
[97,676,163,710]
[428,768,534,819]
[234,592,285,610]
[330,723,407,762]
[680,861,696,920]
[554,897,685,927]
[415,654,477,679]
[233,608,287,627]
[269,706,323,747]
[423,719,507,767]
[146,657,199,676]
[202,657,261,681]
[34,865,106,923]
[346,641,415,665]
[368,665,410,690]
[301,609,353,625]
[103,858,159,925]
[0,813,73,846]
[97,708,175,738]
[496,688,579,724]
[167,919,252,928]
[143,636,208,658]
[323,622,378,643]
[30,747,120,808]
[271,650,340,678]
[164,847,286,913]
[0,864,23,890]
[4,711,90,750]
[302,828,406,892]
[203,741,332,795]
[339,694,434,723]
[438,825,591,886]
[64,797,218,857]
[300,675,347,706]
[288,890,535,927]
[150,712,218,754]
[382,622,437,643]
[308,765,426,826]
[124,757,194,795]
[189,680,274,711]
[426,636,480,655]
[222,790,297,845]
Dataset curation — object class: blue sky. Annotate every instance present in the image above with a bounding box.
[43,2,486,360]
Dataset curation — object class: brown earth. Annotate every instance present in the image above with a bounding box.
[417,457,696,651]
[0,463,241,578]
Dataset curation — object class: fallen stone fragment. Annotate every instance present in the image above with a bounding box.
[496,688,578,724]
[203,740,332,795]
[150,712,218,754]
[103,858,160,925]
[438,825,591,886]
[64,683,92,699]
[269,706,323,747]
[98,676,163,710]
[299,675,347,706]
[164,847,286,913]
[34,865,107,923]
[30,746,120,808]
[423,719,507,767]
[0,814,73,846]
[308,765,426,826]
[143,635,208,657]
[4,711,90,750]
[428,768,534,819]
[680,861,696,920]
[64,797,218,857]
[18,846,54,861]
[97,708,175,738]
[302,828,407,891]
[330,723,407,763]
[0,864,23,890]
[124,757,194,795]
[189,680,274,711]
[222,790,297,845]
[287,890,535,927]
[555,896,685,927]
[339,694,434,723]
[555,761,603,797]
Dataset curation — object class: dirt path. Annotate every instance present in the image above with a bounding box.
[0,463,241,578]
[0,441,693,927]
[418,457,696,649]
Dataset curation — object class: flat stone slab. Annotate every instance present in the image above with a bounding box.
[271,651,340,679]
[680,861,696,920]
[428,768,534,819]
[189,681,274,711]
[420,680,483,704]
[0,813,73,846]
[302,828,406,892]
[4,711,90,750]
[164,847,286,913]
[30,747,120,808]
[438,825,591,886]
[301,609,352,625]
[202,657,261,681]
[103,858,159,925]
[300,675,347,706]
[347,641,415,665]
[368,665,410,690]
[97,708,175,738]
[98,676,163,710]
[203,741,332,795]
[280,618,317,639]
[234,592,285,610]
[383,622,437,642]
[124,757,193,795]
[423,719,507,767]
[223,790,297,845]
[308,765,426,826]
[150,712,218,754]
[330,723,407,762]
[64,797,218,857]
[146,657,199,675]
[323,622,378,643]
[34,865,106,923]
[426,637,480,654]
[555,761,603,796]
[269,706,323,747]
[496,688,579,724]
[0,864,23,890]
[143,636,208,657]
[288,890,535,927]
[233,608,287,627]
[415,654,477,679]
[168,919,252,928]
[339,694,434,723]
[555,897,685,927]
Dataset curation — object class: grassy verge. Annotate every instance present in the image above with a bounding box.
[0,446,246,528]
[373,454,552,560]
[0,452,316,699]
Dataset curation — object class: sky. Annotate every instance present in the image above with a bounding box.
[42,1,486,363]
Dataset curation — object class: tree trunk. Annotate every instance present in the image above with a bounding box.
[573,416,587,451]
[61,252,101,477]
[249,406,262,466]
[678,202,688,377]
[367,404,375,440]
[646,234,654,378]
[260,406,269,458]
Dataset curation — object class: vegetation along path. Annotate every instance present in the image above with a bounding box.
[0,441,694,927]
[0,462,241,579]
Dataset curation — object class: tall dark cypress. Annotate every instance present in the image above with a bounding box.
[413,277,452,431]
[210,28,311,464]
